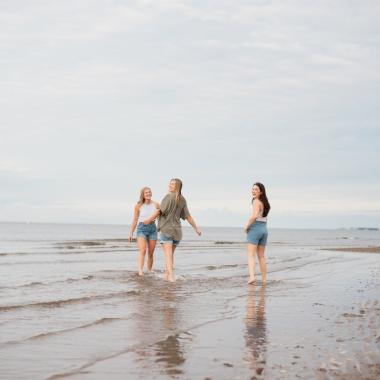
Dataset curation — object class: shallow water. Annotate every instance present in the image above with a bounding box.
[1,223,380,379]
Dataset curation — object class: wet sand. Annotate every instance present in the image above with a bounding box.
[53,252,380,380]
[322,246,380,254]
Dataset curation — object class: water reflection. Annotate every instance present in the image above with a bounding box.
[244,285,267,375]
[131,275,186,376]
[154,285,186,376]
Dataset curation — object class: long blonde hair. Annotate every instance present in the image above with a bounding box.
[171,178,183,204]
[138,187,151,204]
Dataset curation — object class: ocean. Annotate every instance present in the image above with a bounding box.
[1,222,379,379]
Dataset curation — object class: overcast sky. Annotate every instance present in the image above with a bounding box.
[1,0,379,228]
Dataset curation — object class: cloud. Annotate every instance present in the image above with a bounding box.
[0,0,379,227]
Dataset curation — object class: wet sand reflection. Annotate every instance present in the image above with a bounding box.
[245,286,267,376]
[154,284,186,376]
[132,275,186,376]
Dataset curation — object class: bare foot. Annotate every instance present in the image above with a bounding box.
[138,271,144,276]
[168,275,175,283]
[248,278,256,285]
[262,278,267,286]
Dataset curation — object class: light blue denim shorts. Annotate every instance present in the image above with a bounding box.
[160,234,180,245]
[136,222,157,241]
[246,221,268,246]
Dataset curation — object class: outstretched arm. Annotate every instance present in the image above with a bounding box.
[244,201,260,233]
[143,202,161,224]
[143,209,160,224]
[186,215,201,236]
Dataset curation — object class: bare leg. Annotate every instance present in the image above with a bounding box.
[162,243,171,280]
[162,243,176,282]
[257,245,267,285]
[247,243,257,284]
[137,237,147,276]
[169,245,177,282]
[147,239,156,272]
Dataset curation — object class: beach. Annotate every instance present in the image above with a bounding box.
[1,223,380,379]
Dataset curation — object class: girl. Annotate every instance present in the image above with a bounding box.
[244,182,271,285]
[129,187,160,276]
[146,178,201,282]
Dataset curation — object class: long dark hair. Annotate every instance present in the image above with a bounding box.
[252,182,270,217]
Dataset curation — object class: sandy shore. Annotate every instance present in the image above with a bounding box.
[41,250,378,380]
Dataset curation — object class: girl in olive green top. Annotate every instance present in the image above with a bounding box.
[145,178,201,282]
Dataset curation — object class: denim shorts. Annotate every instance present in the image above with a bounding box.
[160,234,180,245]
[136,222,157,241]
[246,221,268,246]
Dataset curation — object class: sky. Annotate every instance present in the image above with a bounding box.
[1,0,379,228]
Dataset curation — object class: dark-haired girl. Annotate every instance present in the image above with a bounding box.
[244,182,271,285]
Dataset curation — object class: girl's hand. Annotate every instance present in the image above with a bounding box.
[128,236,133,243]
[195,227,202,236]
[244,225,250,233]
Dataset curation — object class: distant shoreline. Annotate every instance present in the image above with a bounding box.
[0,221,379,231]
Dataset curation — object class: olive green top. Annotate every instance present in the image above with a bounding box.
[157,193,190,241]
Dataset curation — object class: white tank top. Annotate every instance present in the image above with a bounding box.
[257,216,267,222]
[138,202,157,223]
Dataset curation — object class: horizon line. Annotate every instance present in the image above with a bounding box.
[0,220,378,231]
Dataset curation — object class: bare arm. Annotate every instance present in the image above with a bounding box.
[142,202,160,224]
[244,201,260,232]
[186,215,201,236]
[128,204,140,242]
